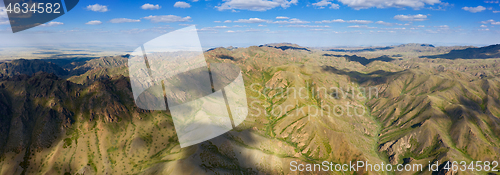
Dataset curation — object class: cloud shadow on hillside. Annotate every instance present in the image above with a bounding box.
[321,65,402,85]
[323,54,395,66]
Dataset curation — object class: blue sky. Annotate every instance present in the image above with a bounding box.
[0,0,499,50]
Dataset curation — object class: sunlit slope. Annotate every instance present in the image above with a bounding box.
[139,46,392,174]
[368,68,500,171]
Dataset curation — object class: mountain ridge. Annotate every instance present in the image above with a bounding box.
[422,44,500,59]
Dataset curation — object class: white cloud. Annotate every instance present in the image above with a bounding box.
[330,3,340,9]
[40,21,64,27]
[142,3,161,10]
[216,0,298,11]
[348,25,377,29]
[380,27,405,30]
[86,20,103,25]
[0,7,9,25]
[224,20,232,23]
[347,25,361,28]
[425,29,438,33]
[427,2,452,11]
[494,11,500,13]
[258,24,267,27]
[422,25,452,33]
[481,19,500,25]
[273,18,309,24]
[480,25,488,28]
[121,26,173,34]
[336,0,440,9]
[110,18,141,23]
[462,6,486,13]
[143,15,192,23]
[212,26,230,29]
[309,29,332,31]
[484,1,499,3]
[267,30,291,34]
[227,29,269,33]
[375,21,393,26]
[481,19,495,24]
[233,18,268,23]
[394,14,427,21]
[316,19,345,23]
[199,28,216,32]
[199,26,230,32]
[276,16,289,19]
[174,1,192,8]
[245,28,267,32]
[312,0,340,9]
[86,4,109,12]
[286,25,330,28]
[225,29,262,33]
[347,20,373,24]
[121,28,148,34]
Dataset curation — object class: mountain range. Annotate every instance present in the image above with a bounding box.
[0,43,499,175]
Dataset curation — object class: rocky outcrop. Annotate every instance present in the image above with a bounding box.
[378,134,413,164]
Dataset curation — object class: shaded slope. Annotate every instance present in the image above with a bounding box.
[422,44,500,59]
[0,59,68,77]
[323,54,395,66]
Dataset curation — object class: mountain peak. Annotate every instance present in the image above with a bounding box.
[259,43,311,52]
[396,43,435,48]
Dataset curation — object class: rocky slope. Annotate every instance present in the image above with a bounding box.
[0,59,68,77]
